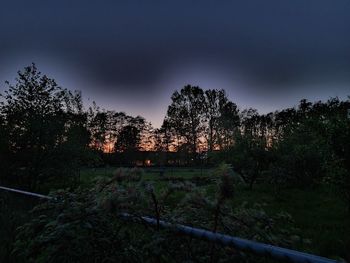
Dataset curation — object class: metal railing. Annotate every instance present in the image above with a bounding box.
[0,185,342,263]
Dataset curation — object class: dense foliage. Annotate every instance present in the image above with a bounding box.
[12,166,307,263]
[0,64,95,190]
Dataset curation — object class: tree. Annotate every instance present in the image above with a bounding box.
[204,89,240,152]
[89,111,107,151]
[323,100,350,211]
[216,100,240,150]
[269,119,330,188]
[226,132,270,190]
[115,125,141,153]
[166,85,206,163]
[0,64,93,190]
[204,89,223,152]
[114,116,147,166]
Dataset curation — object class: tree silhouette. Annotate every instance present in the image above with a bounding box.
[0,64,93,189]
[115,125,140,153]
[166,85,206,163]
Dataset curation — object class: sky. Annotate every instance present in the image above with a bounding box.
[1,1,350,127]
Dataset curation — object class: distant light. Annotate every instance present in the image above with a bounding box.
[347,109,350,119]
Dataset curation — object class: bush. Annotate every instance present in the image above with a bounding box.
[12,166,307,262]
[268,119,330,188]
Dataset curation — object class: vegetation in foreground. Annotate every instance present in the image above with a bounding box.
[79,166,350,260]
[2,166,305,262]
[1,166,349,262]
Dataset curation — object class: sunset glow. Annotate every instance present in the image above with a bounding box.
[103,142,115,153]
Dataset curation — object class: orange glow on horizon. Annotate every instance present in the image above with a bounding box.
[103,142,114,153]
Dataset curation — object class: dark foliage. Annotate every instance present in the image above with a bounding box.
[0,64,97,190]
[12,167,306,263]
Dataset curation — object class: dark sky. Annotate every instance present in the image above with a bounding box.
[1,1,350,127]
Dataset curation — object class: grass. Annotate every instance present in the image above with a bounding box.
[79,166,213,186]
[231,185,349,258]
[79,166,350,260]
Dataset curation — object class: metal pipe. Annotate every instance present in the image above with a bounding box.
[120,213,340,263]
[0,185,342,263]
[0,185,51,199]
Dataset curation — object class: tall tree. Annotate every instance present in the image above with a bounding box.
[204,89,240,152]
[204,89,223,152]
[166,85,206,162]
[216,100,240,150]
[114,120,145,166]
[115,125,141,153]
[0,64,92,189]
[87,103,107,152]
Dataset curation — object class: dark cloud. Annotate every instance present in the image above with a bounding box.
[1,0,350,126]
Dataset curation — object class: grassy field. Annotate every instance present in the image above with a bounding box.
[79,166,350,259]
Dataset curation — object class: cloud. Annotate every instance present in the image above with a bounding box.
[1,0,350,127]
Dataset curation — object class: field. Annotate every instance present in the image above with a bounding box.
[79,166,350,259]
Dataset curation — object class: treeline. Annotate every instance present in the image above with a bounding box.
[0,65,349,209]
[157,85,350,210]
[0,65,159,190]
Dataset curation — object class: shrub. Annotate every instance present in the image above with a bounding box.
[13,166,307,262]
